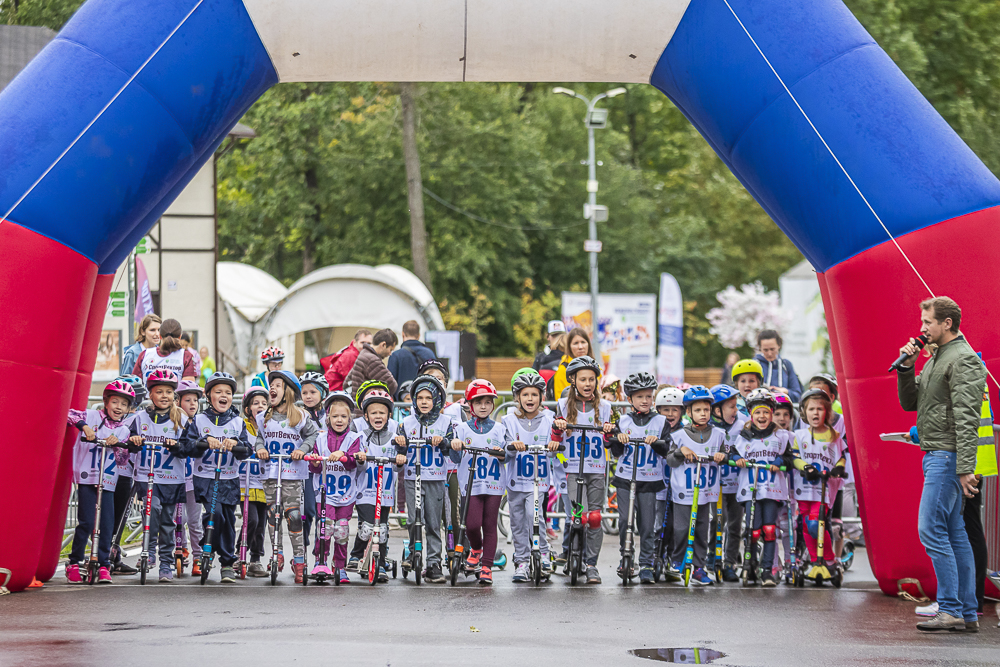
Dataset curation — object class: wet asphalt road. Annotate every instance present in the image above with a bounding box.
[3,533,997,667]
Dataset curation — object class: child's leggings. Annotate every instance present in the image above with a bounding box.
[264,479,304,559]
[466,494,503,569]
[315,503,355,569]
[798,500,835,563]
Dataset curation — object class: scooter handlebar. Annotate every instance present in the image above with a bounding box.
[85,438,140,452]
[727,459,786,471]
[354,453,396,465]
[463,445,506,458]
[507,444,566,452]
[626,438,666,447]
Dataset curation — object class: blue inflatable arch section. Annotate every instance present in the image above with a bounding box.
[1,0,999,593]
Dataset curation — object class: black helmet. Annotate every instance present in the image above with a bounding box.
[565,355,601,380]
[798,388,833,423]
[395,380,413,403]
[512,372,546,397]
[623,372,657,397]
[204,371,237,393]
[417,358,449,383]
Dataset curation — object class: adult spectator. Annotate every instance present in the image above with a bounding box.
[198,346,216,388]
[752,330,803,402]
[345,328,398,398]
[897,296,983,633]
[322,329,372,391]
[550,327,593,400]
[533,320,566,372]
[720,351,739,387]
[387,320,436,386]
[131,318,197,381]
[121,314,161,376]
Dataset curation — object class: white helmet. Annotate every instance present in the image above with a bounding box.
[655,387,685,407]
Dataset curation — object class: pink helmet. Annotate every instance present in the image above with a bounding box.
[361,388,394,413]
[176,380,202,397]
[260,345,284,363]
[773,393,793,407]
[146,369,178,389]
[103,379,136,402]
[676,382,692,391]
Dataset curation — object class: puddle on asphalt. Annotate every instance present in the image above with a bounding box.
[629,648,727,663]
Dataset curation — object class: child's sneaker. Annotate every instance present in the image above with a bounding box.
[512,562,529,583]
[96,567,113,584]
[541,560,553,579]
[465,549,483,573]
[722,565,739,582]
[248,561,267,577]
[346,557,360,572]
[159,568,173,583]
[277,552,285,572]
[377,566,388,583]
[220,567,236,583]
[691,568,712,586]
[65,563,83,584]
[191,561,202,577]
[339,569,351,584]
[761,571,777,587]
[639,567,655,584]
[293,562,305,584]
[478,566,493,586]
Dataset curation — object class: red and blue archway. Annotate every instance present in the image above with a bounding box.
[1,0,998,593]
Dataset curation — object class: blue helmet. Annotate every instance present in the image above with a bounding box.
[682,384,713,406]
[269,369,302,398]
[709,384,738,406]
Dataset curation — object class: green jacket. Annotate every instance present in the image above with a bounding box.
[897,334,986,475]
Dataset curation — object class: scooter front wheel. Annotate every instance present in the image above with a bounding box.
[199,556,211,585]
[569,554,580,586]
[139,556,148,586]
[532,553,541,586]
[269,560,278,585]
[414,554,422,586]
[683,564,693,587]
[450,556,460,586]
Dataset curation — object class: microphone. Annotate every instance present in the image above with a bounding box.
[889,335,928,372]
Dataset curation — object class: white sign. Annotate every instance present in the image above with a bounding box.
[656,273,684,385]
[561,292,656,379]
[167,280,177,291]
[583,239,603,253]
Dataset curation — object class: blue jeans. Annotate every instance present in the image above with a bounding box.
[917,451,977,620]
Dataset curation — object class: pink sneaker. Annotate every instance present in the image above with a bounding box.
[65,563,83,584]
[97,567,113,584]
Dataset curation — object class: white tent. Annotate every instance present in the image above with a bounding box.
[216,262,445,380]
[778,259,829,383]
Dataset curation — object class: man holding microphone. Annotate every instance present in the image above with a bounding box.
[897,296,983,633]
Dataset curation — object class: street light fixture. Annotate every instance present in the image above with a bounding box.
[552,85,627,366]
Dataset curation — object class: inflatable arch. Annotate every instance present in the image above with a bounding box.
[1,0,998,594]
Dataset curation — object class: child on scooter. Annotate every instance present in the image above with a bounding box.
[730,388,794,586]
[503,372,558,583]
[608,373,672,584]
[791,389,847,571]
[450,380,508,585]
[395,374,455,584]
[177,372,250,583]
[665,385,727,585]
[240,386,270,577]
[653,387,686,577]
[348,389,406,581]
[731,359,764,418]
[66,380,134,584]
[128,370,189,582]
[254,370,318,584]
[709,384,744,583]
[176,380,204,576]
[299,372,328,556]
[314,391,364,583]
[550,355,613,584]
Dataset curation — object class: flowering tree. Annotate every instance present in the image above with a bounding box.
[706,282,792,350]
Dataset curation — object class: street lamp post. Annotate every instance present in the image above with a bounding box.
[552,86,626,366]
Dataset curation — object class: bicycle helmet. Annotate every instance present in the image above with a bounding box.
[355,379,390,407]
[116,374,146,406]
[176,380,202,397]
[676,382,692,391]
[417,358,449,382]
[745,388,777,414]
[395,380,413,402]
[465,379,498,403]
[623,372,657,397]
[146,369,178,390]
[565,355,601,380]
[710,384,738,406]
[773,393,793,410]
[103,379,136,402]
[361,388,394,413]
[268,369,301,398]
[512,371,546,397]
[808,372,839,399]
[299,371,329,398]
[655,387,685,407]
[682,385,713,406]
[601,373,621,391]
[798,388,833,423]
[243,386,268,407]
[205,371,238,393]
[731,359,764,383]
[323,389,357,413]
[509,367,537,391]
[260,346,284,363]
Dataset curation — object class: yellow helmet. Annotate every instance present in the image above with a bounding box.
[731,359,764,382]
